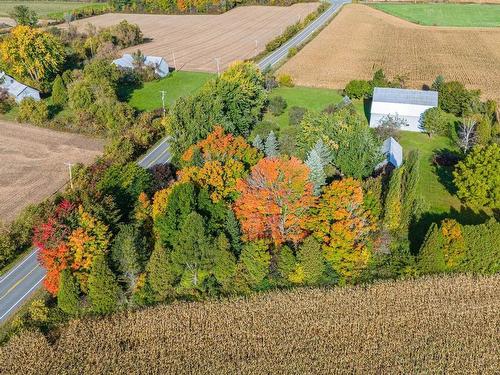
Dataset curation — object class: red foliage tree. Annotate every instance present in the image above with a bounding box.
[234,157,315,245]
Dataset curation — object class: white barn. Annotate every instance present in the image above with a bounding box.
[370,87,438,132]
[0,72,40,102]
[112,54,169,78]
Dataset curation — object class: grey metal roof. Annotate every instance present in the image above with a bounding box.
[373,87,438,107]
[381,137,403,168]
[0,71,39,99]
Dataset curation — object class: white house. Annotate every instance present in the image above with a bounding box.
[0,71,40,102]
[370,87,438,132]
[112,54,170,78]
[377,137,403,169]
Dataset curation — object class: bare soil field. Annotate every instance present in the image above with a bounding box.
[65,4,319,72]
[279,5,500,102]
[1,274,499,374]
[0,121,102,222]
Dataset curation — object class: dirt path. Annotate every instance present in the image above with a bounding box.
[0,121,103,222]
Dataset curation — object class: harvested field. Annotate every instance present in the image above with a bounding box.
[65,4,319,72]
[1,274,499,374]
[0,121,103,222]
[279,5,500,102]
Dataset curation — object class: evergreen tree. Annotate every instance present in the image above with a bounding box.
[431,75,445,92]
[212,234,237,288]
[225,209,242,255]
[297,236,325,285]
[171,212,215,290]
[239,241,271,287]
[88,254,121,314]
[57,269,80,315]
[475,115,492,145]
[400,150,420,232]
[418,223,446,274]
[312,139,332,167]
[276,246,296,280]
[264,131,279,157]
[52,75,68,107]
[384,166,404,231]
[111,224,146,291]
[252,134,264,151]
[305,149,326,195]
[146,244,175,301]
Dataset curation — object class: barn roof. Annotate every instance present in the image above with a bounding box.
[381,137,403,168]
[0,71,39,99]
[373,87,438,107]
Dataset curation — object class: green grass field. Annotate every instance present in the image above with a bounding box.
[265,86,366,128]
[0,1,106,19]
[371,4,500,27]
[127,71,214,111]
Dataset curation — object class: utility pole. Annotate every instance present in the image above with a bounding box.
[214,58,221,76]
[160,90,167,116]
[65,163,74,190]
[171,51,177,71]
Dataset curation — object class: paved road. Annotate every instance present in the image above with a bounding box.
[258,0,349,71]
[0,1,348,324]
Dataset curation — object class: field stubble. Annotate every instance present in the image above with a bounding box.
[0,121,103,222]
[0,274,498,374]
[64,4,319,72]
[278,5,500,102]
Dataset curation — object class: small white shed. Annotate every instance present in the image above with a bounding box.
[370,87,438,132]
[112,54,169,78]
[0,71,40,102]
[376,137,403,170]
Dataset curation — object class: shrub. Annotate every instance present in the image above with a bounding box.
[0,88,14,114]
[17,98,49,126]
[287,47,298,58]
[288,106,306,126]
[277,74,294,87]
[268,96,287,116]
[344,79,371,99]
[51,75,68,107]
[421,107,452,136]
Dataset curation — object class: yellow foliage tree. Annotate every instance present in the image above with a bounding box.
[0,25,65,87]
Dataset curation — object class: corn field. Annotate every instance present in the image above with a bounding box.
[1,274,499,374]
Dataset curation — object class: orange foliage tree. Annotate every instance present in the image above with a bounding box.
[234,157,315,245]
[308,178,377,280]
[178,126,262,202]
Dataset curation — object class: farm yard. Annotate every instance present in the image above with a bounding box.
[1,274,499,374]
[0,121,102,222]
[64,4,320,72]
[278,4,500,102]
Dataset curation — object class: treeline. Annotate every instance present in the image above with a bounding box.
[108,0,317,14]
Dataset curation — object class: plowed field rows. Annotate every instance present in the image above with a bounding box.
[278,5,500,101]
[66,4,319,72]
[0,121,102,222]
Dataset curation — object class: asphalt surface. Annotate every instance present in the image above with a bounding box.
[0,1,347,325]
[258,0,349,71]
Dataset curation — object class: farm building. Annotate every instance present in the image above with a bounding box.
[0,72,40,102]
[369,87,438,132]
[112,54,170,78]
[377,137,403,169]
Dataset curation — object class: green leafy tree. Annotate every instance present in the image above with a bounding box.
[146,244,175,301]
[439,81,480,117]
[277,246,296,281]
[16,98,49,126]
[400,150,420,232]
[418,223,446,274]
[51,75,68,107]
[9,5,38,27]
[475,115,492,145]
[296,236,325,285]
[264,130,279,157]
[57,269,80,315]
[344,79,371,99]
[88,254,121,314]
[422,107,452,136]
[239,241,271,288]
[384,167,404,231]
[212,234,237,288]
[453,143,500,208]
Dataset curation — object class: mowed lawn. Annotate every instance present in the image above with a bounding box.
[266,86,366,128]
[372,4,500,27]
[0,1,106,19]
[127,71,214,111]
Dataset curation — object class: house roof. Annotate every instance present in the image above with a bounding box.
[381,137,403,168]
[0,71,39,98]
[373,87,438,107]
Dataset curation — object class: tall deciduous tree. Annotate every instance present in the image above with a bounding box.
[9,5,38,26]
[0,26,65,87]
[146,244,175,301]
[234,157,315,245]
[57,269,80,315]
